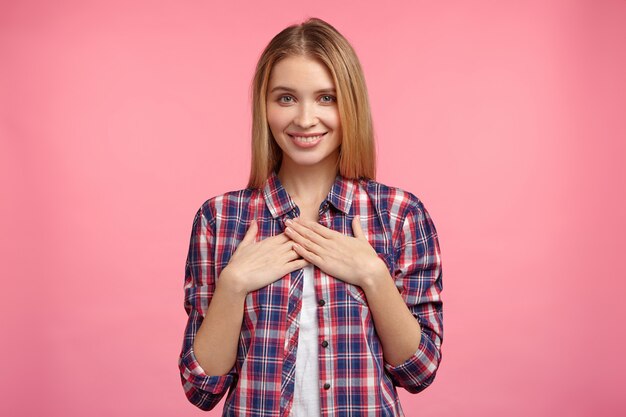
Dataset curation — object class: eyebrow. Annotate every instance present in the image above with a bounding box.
[269,86,336,94]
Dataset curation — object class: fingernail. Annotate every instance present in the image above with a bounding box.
[285,219,293,226]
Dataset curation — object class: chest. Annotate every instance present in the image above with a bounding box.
[210,195,396,325]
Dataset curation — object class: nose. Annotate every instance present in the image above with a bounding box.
[293,101,318,128]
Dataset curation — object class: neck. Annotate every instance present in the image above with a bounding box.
[277,157,338,206]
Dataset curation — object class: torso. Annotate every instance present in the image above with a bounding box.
[182,172,436,416]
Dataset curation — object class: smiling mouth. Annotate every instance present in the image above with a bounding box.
[288,132,327,143]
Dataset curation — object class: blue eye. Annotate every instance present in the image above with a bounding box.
[278,95,294,103]
[321,95,336,103]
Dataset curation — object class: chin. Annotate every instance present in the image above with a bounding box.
[288,157,327,167]
[285,152,339,168]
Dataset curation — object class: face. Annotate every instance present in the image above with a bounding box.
[266,55,342,172]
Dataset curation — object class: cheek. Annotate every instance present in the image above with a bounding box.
[267,107,291,132]
[266,102,279,122]
[333,118,343,146]
[266,108,277,129]
[326,108,341,130]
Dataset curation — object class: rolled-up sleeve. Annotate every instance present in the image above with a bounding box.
[178,204,237,410]
[384,198,444,393]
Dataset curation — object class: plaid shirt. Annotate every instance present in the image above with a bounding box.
[179,171,444,416]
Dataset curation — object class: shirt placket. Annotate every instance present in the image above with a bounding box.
[280,208,302,417]
[317,201,335,417]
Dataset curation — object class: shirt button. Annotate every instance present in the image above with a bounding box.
[323,383,331,390]
[318,299,326,306]
[321,340,329,348]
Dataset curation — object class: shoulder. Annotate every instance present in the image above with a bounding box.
[358,178,439,244]
[358,177,424,218]
[195,186,260,225]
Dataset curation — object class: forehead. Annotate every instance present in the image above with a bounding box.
[268,55,335,91]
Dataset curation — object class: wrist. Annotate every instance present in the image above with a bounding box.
[361,257,393,293]
[217,267,248,298]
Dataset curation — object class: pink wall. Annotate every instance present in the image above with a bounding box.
[1,1,625,416]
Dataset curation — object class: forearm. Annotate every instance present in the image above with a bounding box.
[193,272,247,376]
[362,269,422,367]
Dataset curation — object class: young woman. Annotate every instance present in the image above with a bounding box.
[179,17,444,417]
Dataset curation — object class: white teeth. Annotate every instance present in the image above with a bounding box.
[291,134,324,143]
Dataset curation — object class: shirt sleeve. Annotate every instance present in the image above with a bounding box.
[178,204,238,411]
[383,198,444,394]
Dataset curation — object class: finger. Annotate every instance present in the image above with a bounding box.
[264,232,291,244]
[240,219,258,246]
[292,243,324,267]
[275,238,302,256]
[285,225,324,255]
[352,215,366,240]
[287,219,328,246]
[294,217,338,239]
[280,258,310,276]
[281,246,302,263]
[253,230,291,247]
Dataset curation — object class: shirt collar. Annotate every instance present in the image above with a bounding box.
[262,170,355,219]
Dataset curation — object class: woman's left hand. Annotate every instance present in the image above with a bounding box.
[284,216,389,288]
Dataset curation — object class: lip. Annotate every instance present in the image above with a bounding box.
[287,132,327,137]
[288,132,327,148]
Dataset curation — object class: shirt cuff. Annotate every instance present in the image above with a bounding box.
[383,327,441,393]
[179,344,235,394]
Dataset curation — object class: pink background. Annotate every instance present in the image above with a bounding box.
[1,1,625,416]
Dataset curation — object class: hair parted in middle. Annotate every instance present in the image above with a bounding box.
[247,17,376,189]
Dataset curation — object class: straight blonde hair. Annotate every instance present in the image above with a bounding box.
[247,17,376,189]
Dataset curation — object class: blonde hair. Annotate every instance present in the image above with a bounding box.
[247,17,376,189]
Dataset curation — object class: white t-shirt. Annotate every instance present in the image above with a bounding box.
[291,264,320,416]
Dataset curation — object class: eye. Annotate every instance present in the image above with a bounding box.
[320,95,336,103]
[278,95,294,104]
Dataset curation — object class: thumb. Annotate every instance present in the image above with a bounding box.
[352,215,365,239]
[241,218,258,245]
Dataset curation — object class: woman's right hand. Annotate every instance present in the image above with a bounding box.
[218,219,309,295]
